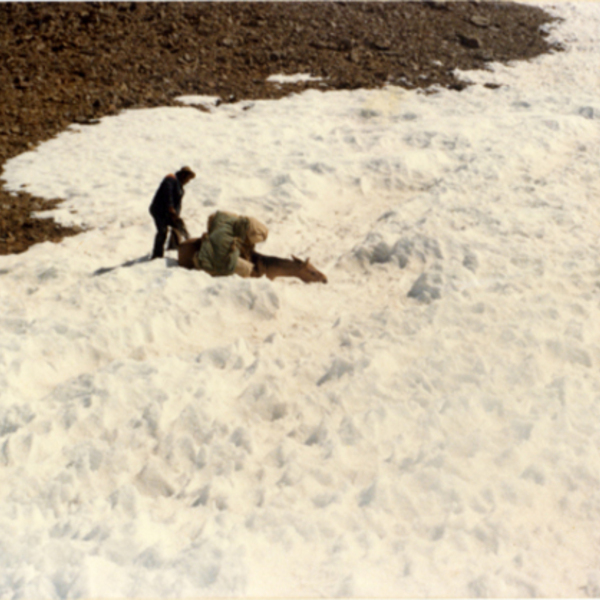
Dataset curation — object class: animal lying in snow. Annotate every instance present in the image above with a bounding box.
[250,252,328,283]
[177,210,327,284]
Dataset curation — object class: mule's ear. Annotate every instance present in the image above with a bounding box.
[292,255,302,263]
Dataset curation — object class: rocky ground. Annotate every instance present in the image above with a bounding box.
[0,1,561,255]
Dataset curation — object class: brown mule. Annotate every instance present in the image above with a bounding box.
[177,238,327,284]
[251,251,327,284]
[177,236,204,269]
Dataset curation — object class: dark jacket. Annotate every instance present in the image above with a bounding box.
[149,174,184,222]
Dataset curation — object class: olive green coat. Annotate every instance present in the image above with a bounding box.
[195,211,251,276]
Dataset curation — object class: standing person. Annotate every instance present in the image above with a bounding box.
[149,166,196,259]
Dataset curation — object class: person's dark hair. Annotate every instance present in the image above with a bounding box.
[176,166,196,182]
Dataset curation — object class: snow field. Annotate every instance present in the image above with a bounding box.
[1,2,600,597]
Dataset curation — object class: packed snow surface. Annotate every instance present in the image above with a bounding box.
[1,2,600,597]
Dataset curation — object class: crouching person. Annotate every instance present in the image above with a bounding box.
[178,210,268,277]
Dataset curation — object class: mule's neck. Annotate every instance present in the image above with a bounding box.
[254,253,302,280]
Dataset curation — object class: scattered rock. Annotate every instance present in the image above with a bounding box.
[470,15,491,27]
[457,32,482,49]
[349,48,362,64]
[372,39,392,51]
[220,37,236,48]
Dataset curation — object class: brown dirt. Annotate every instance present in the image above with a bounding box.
[0,1,562,255]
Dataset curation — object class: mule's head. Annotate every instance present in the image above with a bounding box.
[292,256,328,284]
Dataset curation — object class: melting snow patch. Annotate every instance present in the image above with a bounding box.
[176,95,220,108]
[267,73,324,84]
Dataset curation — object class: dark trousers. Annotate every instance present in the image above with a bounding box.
[151,211,189,259]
